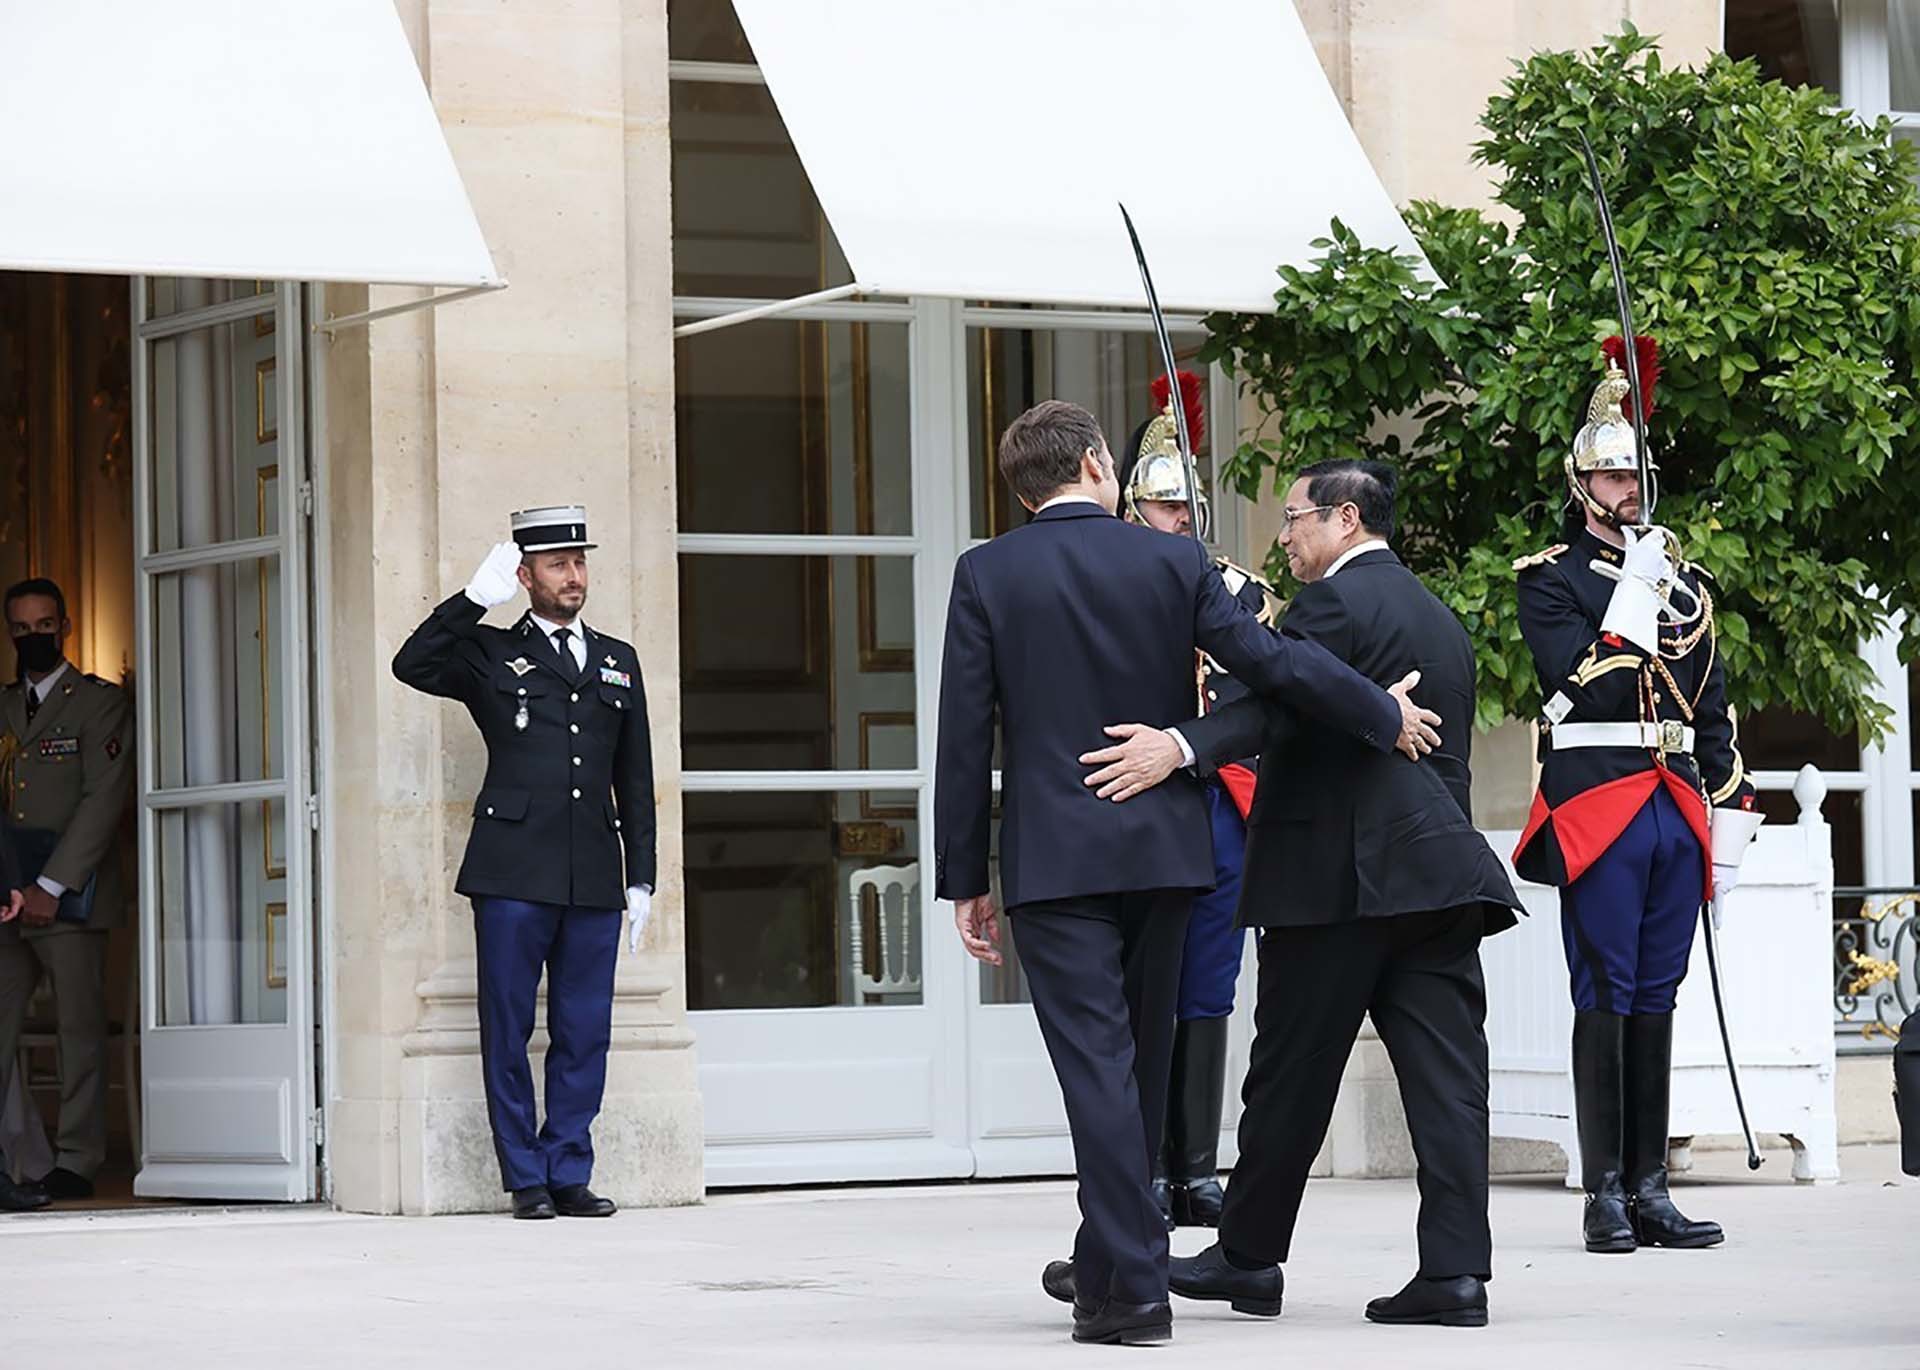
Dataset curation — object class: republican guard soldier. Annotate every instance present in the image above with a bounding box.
[1512,339,1764,1254]
[0,578,134,1203]
[1109,371,1265,1230]
[393,507,656,1220]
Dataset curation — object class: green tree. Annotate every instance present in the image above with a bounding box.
[1204,26,1920,734]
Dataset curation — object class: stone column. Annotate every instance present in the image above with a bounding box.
[321,0,699,1214]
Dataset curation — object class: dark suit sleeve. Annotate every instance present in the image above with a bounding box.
[392,592,490,701]
[0,813,20,895]
[615,656,658,890]
[1515,564,1645,720]
[1190,544,1399,753]
[1181,580,1354,773]
[934,554,995,901]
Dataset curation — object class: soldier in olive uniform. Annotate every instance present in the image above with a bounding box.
[0,578,135,1201]
[392,508,656,1220]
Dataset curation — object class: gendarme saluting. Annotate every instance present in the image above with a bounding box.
[393,506,656,1221]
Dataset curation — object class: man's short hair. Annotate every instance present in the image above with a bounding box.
[1299,459,1398,542]
[3,577,66,626]
[998,401,1107,508]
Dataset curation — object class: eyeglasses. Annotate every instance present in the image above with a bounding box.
[1280,503,1340,529]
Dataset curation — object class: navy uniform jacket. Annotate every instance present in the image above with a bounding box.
[392,593,656,910]
[1180,548,1519,933]
[1512,527,1755,890]
[934,502,1403,910]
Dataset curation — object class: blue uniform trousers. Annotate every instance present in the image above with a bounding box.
[1177,781,1249,1021]
[471,897,622,1192]
[1558,786,1705,1015]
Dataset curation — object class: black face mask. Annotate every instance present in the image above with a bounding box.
[12,632,61,676]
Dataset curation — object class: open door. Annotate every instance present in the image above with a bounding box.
[131,279,315,1200]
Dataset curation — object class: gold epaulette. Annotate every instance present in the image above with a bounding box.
[1216,556,1281,627]
[1512,544,1567,572]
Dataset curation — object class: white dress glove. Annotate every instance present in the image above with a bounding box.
[1598,527,1673,656]
[464,541,524,609]
[626,885,653,952]
[1712,863,1741,904]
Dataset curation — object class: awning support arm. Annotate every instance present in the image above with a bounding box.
[673,283,874,338]
[313,282,507,335]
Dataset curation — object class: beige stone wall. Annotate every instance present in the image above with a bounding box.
[318,0,699,1214]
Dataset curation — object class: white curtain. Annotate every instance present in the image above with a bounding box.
[173,279,241,1027]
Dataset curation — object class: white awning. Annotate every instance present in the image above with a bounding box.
[724,0,1432,318]
[0,0,501,292]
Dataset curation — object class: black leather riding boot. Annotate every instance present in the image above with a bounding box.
[1624,1012,1723,1248]
[1168,1016,1230,1227]
[1572,1010,1636,1253]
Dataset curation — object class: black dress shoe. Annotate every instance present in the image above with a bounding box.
[1,1173,50,1212]
[1629,1180,1723,1249]
[1583,1175,1638,1254]
[1168,1241,1283,1317]
[511,1185,556,1219]
[1042,1259,1076,1304]
[551,1183,617,1217]
[1072,1298,1172,1346]
[1364,1274,1488,1327]
[1149,1177,1175,1232]
[35,1167,94,1201]
[1171,1177,1225,1228]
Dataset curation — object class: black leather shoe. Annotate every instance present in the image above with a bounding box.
[1365,1274,1488,1327]
[1172,1177,1225,1228]
[1168,1241,1283,1317]
[1072,1298,1172,1345]
[1584,1175,1637,1253]
[511,1185,556,1219]
[1042,1259,1076,1304]
[1,1173,50,1212]
[1149,1177,1175,1231]
[36,1167,94,1201]
[551,1183,617,1217]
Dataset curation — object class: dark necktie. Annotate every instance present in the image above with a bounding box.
[24,686,39,722]
[552,627,574,675]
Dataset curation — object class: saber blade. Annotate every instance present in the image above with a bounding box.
[1120,203,1205,545]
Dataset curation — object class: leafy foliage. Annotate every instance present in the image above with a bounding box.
[1203,26,1920,735]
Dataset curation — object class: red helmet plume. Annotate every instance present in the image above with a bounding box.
[1150,369,1205,451]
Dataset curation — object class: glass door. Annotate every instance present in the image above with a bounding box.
[130,279,315,1200]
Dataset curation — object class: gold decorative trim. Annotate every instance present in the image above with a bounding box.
[1570,649,1642,687]
[857,710,916,819]
[254,356,277,444]
[1710,753,1747,806]
[265,900,287,989]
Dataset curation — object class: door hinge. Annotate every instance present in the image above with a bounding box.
[309,1107,326,1149]
[305,794,321,832]
[299,480,315,518]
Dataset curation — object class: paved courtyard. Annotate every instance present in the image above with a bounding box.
[2,1144,1914,1369]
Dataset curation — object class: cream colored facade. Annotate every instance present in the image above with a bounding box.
[292,0,1896,1216]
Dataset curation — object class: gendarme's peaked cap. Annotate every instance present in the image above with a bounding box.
[510,505,595,552]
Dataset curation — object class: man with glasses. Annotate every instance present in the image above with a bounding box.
[1081,459,1519,1328]
[936,404,1441,1346]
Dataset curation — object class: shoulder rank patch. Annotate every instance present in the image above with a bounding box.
[1511,544,1566,572]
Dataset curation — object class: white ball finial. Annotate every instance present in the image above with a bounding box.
[1792,764,1828,822]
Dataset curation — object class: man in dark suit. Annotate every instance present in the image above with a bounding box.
[1082,459,1519,1328]
[393,506,655,1221]
[935,406,1442,1345]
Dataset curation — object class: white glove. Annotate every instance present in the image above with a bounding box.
[1598,529,1671,657]
[625,885,652,952]
[1712,863,1741,904]
[464,541,524,609]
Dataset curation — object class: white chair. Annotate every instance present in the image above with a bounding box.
[847,863,921,1004]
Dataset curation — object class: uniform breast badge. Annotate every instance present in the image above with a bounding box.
[506,657,534,677]
[599,665,631,688]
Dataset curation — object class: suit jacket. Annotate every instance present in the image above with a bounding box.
[0,810,21,895]
[1181,548,1519,934]
[0,667,134,933]
[934,502,1403,910]
[392,593,656,910]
